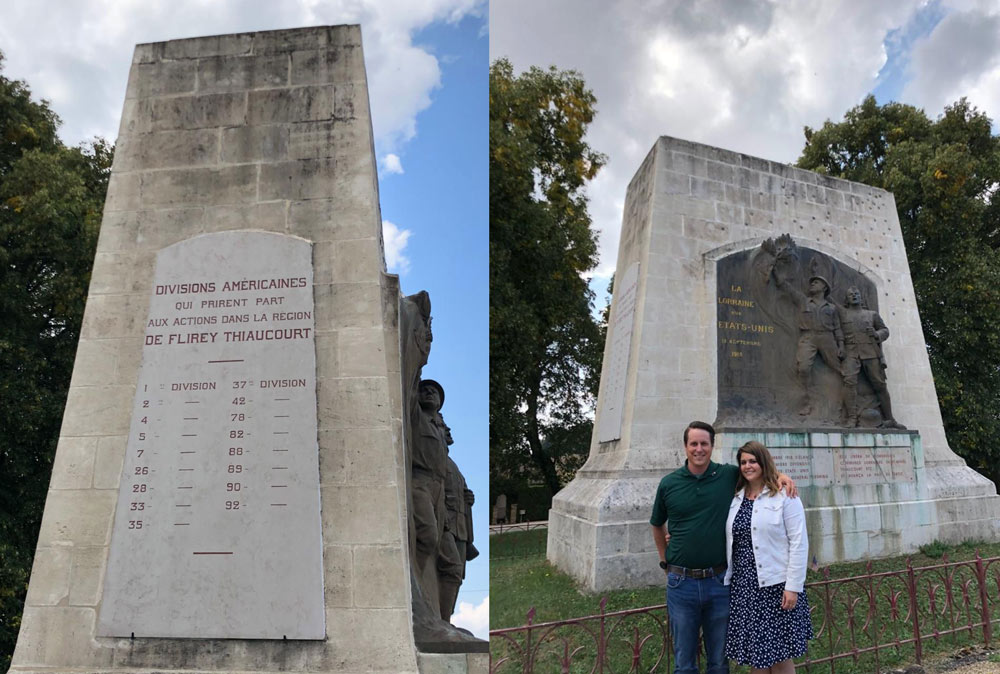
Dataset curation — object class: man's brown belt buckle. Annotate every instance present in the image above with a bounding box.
[666,563,727,579]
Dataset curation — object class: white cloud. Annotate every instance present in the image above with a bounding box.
[491,0,933,279]
[382,153,405,175]
[901,3,1000,118]
[451,595,488,639]
[0,0,486,152]
[382,220,412,274]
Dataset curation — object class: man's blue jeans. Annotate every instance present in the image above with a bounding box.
[665,571,729,674]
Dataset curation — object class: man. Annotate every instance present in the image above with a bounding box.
[838,286,905,429]
[437,419,479,622]
[774,270,844,415]
[651,421,796,674]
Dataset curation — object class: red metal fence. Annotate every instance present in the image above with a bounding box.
[489,553,1000,673]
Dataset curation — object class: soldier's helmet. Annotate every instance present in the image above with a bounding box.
[809,275,831,297]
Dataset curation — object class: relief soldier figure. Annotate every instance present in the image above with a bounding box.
[838,286,905,428]
[771,265,845,416]
[437,418,478,623]
[412,379,449,594]
[400,292,483,643]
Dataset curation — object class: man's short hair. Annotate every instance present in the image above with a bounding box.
[683,420,715,446]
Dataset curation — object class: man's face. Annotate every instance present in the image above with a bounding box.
[419,385,441,410]
[685,428,713,473]
[846,287,861,306]
[809,279,826,295]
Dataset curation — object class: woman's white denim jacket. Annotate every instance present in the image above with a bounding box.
[723,486,808,593]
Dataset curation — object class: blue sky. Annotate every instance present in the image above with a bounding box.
[1,0,488,638]
[379,14,490,630]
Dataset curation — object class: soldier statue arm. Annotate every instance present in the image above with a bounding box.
[870,312,889,344]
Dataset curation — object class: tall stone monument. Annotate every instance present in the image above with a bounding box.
[548,136,1000,591]
[9,26,484,674]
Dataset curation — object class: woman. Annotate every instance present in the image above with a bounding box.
[724,441,812,673]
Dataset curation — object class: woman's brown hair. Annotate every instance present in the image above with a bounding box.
[734,440,782,496]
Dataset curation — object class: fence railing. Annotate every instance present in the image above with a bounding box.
[490,520,549,535]
[489,553,1000,673]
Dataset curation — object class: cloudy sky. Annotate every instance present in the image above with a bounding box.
[491,0,1000,294]
[0,0,488,638]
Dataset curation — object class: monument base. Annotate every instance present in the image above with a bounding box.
[548,430,1000,592]
[417,652,489,674]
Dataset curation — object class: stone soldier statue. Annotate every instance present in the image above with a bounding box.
[437,418,479,622]
[411,378,449,603]
[772,265,845,416]
[838,286,905,429]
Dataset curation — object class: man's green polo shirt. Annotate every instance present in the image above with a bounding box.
[649,461,739,569]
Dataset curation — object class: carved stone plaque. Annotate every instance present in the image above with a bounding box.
[833,447,915,484]
[764,445,914,486]
[98,231,325,639]
[766,447,834,487]
[598,262,639,443]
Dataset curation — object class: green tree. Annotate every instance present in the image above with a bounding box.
[0,51,111,666]
[490,58,606,503]
[798,95,1000,486]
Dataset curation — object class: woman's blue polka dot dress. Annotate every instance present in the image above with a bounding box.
[724,497,813,668]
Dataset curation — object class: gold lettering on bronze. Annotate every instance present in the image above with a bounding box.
[717,320,774,334]
[718,296,755,307]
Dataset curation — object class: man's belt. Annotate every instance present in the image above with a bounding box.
[666,563,727,579]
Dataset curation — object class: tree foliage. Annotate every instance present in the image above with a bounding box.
[798,95,1000,485]
[489,58,606,503]
[0,50,111,666]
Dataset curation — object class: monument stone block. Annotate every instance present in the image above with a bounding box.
[11,25,485,674]
[548,136,1000,591]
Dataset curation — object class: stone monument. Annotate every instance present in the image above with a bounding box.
[547,135,1000,591]
[9,26,484,674]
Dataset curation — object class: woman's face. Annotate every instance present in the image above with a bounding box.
[738,452,762,484]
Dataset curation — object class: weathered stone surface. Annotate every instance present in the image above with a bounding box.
[162,34,253,59]
[12,607,113,668]
[67,547,106,607]
[92,436,127,490]
[48,437,98,490]
[248,85,336,125]
[291,46,365,85]
[322,608,415,670]
[114,129,219,171]
[24,547,72,606]
[353,546,409,607]
[319,427,397,485]
[125,60,197,99]
[197,53,289,92]
[220,125,288,163]
[289,119,367,159]
[35,490,116,547]
[139,164,256,207]
[289,197,379,242]
[313,282,384,330]
[321,485,402,545]
[323,544,353,608]
[258,157,340,200]
[125,92,247,133]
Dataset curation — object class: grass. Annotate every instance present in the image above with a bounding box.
[490,528,547,560]
[491,533,1000,629]
[490,533,1000,673]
